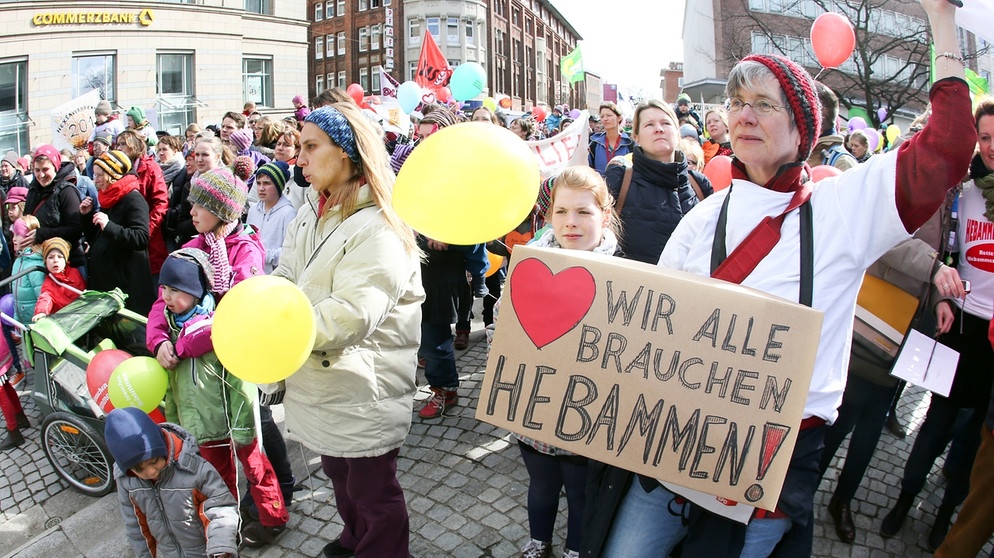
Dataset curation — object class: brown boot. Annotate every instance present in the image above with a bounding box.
[0,428,24,450]
[828,497,856,543]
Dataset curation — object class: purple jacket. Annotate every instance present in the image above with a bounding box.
[147,229,264,355]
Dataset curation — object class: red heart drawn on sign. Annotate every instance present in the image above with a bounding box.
[509,258,596,349]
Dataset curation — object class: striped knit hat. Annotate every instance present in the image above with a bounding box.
[94,150,132,181]
[229,129,254,153]
[189,167,247,223]
[42,237,72,261]
[255,161,291,194]
[741,54,821,161]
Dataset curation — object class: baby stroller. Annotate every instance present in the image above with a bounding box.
[3,267,149,497]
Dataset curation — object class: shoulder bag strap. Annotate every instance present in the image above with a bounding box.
[615,165,634,214]
[687,172,705,202]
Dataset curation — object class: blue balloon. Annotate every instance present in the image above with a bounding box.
[397,81,423,114]
[450,63,487,102]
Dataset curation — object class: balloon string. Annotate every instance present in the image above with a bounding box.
[814,68,826,81]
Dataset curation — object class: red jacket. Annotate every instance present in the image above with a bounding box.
[135,154,169,274]
[34,267,86,317]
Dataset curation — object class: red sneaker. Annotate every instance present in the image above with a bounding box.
[418,387,457,419]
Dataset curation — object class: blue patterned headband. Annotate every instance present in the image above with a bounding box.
[305,106,361,167]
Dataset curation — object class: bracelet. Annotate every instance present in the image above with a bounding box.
[935,51,965,64]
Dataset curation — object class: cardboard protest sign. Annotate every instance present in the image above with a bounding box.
[476,246,823,510]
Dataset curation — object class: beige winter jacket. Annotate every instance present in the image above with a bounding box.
[274,185,424,458]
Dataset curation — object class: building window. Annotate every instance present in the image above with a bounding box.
[326,2,334,17]
[427,17,440,39]
[409,62,417,81]
[447,18,459,43]
[327,73,334,89]
[338,71,346,88]
[384,0,390,5]
[72,52,116,103]
[327,34,334,57]
[359,0,368,10]
[315,2,323,20]
[371,0,380,7]
[466,21,475,45]
[243,57,272,107]
[372,24,381,50]
[359,67,369,91]
[338,32,346,55]
[0,58,29,155]
[156,52,197,135]
[337,0,345,16]
[409,20,421,45]
[372,69,381,93]
[316,74,325,95]
[316,37,324,59]
[359,26,369,52]
[244,0,272,15]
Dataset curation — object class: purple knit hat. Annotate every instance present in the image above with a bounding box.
[189,167,247,223]
[229,128,254,153]
[741,54,821,161]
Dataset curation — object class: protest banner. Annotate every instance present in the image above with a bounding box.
[527,111,589,180]
[476,246,823,511]
[414,30,452,104]
[51,89,101,151]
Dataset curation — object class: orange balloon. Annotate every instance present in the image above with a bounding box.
[485,249,503,278]
[703,155,733,191]
[810,13,855,68]
[810,164,842,182]
[499,96,512,109]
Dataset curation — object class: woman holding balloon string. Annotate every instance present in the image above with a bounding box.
[273,103,423,557]
[146,167,289,548]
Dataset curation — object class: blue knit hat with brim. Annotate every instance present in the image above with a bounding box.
[305,106,361,168]
[159,248,214,300]
[104,407,167,471]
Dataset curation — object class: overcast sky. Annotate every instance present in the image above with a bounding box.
[548,0,686,96]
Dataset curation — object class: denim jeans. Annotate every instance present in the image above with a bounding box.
[601,482,687,558]
[421,321,458,388]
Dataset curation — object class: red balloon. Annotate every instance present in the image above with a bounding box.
[703,155,733,192]
[346,83,364,105]
[499,96,512,109]
[810,12,855,69]
[436,87,452,103]
[86,349,132,414]
[532,106,547,122]
[810,164,843,182]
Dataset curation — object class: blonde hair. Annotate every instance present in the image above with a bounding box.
[317,102,419,255]
[17,215,43,252]
[549,166,622,239]
[679,138,705,171]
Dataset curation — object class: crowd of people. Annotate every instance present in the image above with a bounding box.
[1,1,992,557]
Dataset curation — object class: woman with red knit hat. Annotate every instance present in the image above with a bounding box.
[587,1,975,556]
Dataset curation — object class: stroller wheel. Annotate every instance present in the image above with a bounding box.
[42,412,115,497]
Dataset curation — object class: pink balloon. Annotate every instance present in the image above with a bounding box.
[810,12,855,68]
[703,156,733,191]
[810,165,842,182]
[346,83,364,105]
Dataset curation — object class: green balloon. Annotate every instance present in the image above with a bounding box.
[108,356,168,414]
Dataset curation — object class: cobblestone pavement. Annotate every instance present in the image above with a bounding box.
[3,323,993,557]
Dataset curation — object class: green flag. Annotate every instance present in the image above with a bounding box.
[965,67,989,95]
[560,46,584,84]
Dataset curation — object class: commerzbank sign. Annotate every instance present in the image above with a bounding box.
[32,8,154,27]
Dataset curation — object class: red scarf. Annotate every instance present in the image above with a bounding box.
[713,159,812,284]
[97,175,139,209]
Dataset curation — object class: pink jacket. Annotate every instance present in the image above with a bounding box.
[146,229,264,355]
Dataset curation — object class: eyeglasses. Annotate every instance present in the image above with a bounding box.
[726,97,786,116]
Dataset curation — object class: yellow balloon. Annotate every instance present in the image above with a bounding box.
[213,276,316,384]
[393,122,540,245]
[874,130,885,153]
[886,124,901,144]
[485,249,503,278]
[483,97,497,111]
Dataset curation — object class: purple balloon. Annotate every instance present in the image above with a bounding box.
[877,107,888,122]
[0,294,14,326]
[568,108,581,119]
[848,116,867,132]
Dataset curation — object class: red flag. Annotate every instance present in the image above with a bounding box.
[415,30,452,102]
